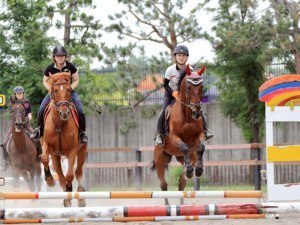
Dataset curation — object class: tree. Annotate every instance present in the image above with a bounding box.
[106,0,208,62]
[270,0,300,73]
[208,0,275,142]
[0,0,53,109]
[46,0,103,63]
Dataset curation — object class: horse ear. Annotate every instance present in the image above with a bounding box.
[197,65,206,76]
[186,64,191,75]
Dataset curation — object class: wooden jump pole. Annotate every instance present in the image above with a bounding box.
[0,190,263,200]
[0,214,274,224]
[0,203,299,219]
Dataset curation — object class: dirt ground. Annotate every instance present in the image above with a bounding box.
[1,181,300,225]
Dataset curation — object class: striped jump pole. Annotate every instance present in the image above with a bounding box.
[1,203,298,219]
[0,190,263,200]
[0,214,275,224]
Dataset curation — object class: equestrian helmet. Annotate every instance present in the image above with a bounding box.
[13,86,25,94]
[174,45,189,56]
[52,46,68,56]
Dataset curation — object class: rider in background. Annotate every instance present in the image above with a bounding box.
[1,86,42,169]
[154,45,214,146]
[30,46,88,143]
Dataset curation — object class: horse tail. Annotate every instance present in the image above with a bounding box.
[150,151,171,172]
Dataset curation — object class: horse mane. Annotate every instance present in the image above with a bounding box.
[49,72,71,85]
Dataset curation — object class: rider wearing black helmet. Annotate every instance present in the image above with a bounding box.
[1,86,42,170]
[154,45,214,146]
[30,46,88,143]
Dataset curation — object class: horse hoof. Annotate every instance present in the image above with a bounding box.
[64,199,72,207]
[78,199,86,207]
[45,177,55,187]
[195,167,203,177]
[185,167,194,179]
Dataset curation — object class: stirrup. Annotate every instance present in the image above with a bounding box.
[30,128,40,141]
[205,129,214,140]
[155,134,164,146]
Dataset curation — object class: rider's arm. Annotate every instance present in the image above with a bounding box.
[71,72,79,90]
[43,75,51,91]
[27,113,32,120]
[163,78,174,95]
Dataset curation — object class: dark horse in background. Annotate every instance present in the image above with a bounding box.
[41,72,87,207]
[6,98,42,191]
[151,65,206,204]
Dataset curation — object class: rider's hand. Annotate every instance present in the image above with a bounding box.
[172,91,179,100]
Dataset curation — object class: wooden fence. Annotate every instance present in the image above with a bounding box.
[84,143,266,190]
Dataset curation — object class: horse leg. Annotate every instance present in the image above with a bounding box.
[75,144,87,207]
[153,148,171,205]
[35,163,42,192]
[175,156,186,205]
[12,169,20,192]
[23,170,35,192]
[195,141,205,177]
[51,155,66,190]
[63,152,77,207]
[41,143,55,187]
[178,140,193,179]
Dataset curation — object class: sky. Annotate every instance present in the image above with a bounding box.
[48,0,270,69]
[48,0,216,68]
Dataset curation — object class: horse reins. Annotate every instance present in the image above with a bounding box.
[50,80,72,155]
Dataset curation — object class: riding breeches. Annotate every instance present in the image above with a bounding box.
[156,94,174,134]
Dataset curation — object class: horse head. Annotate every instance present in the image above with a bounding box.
[49,72,72,121]
[181,65,205,120]
[9,97,27,132]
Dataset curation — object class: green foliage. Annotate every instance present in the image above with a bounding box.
[106,0,207,61]
[207,1,275,142]
[168,167,208,188]
[0,0,54,125]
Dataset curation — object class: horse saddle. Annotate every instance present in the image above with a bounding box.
[164,100,176,134]
[44,101,79,129]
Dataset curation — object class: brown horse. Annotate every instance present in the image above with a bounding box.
[41,72,87,207]
[8,98,42,191]
[151,65,206,204]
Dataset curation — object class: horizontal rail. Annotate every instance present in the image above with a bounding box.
[0,214,273,223]
[85,160,266,169]
[87,143,265,153]
[0,191,263,200]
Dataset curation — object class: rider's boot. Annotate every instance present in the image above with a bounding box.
[201,111,214,140]
[154,110,165,146]
[0,144,9,170]
[79,115,88,143]
[30,111,43,141]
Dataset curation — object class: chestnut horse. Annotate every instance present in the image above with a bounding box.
[41,72,87,207]
[151,65,206,204]
[8,98,42,191]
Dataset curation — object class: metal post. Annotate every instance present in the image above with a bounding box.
[194,177,200,190]
[254,147,261,190]
[134,147,142,190]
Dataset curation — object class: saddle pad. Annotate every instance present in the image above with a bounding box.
[164,100,175,134]
[44,102,79,129]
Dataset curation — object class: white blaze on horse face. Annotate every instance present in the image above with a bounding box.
[60,85,64,91]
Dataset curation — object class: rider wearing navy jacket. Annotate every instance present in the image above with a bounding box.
[30,46,88,143]
[154,45,214,146]
[1,86,42,169]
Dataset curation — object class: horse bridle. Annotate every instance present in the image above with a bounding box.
[11,103,27,128]
[177,78,203,110]
[51,81,72,121]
